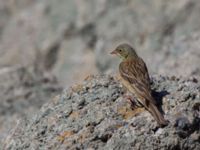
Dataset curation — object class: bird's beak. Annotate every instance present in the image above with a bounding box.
[110,50,117,55]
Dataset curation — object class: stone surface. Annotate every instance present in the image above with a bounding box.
[3,75,200,150]
[1,0,200,85]
[0,66,62,147]
[155,32,200,77]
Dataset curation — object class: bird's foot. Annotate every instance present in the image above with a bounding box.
[123,94,138,110]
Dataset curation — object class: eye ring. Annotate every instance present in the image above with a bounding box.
[119,49,122,52]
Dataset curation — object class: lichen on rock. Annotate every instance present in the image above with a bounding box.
[3,75,200,150]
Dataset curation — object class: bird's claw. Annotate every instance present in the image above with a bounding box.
[123,95,138,110]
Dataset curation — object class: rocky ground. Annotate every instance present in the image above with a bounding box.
[2,75,200,150]
[0,66,62,147]
[0,0,200,149]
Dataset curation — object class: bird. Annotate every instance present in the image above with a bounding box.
[110,43,168,127]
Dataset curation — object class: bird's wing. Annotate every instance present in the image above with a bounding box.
[119,58,156,106]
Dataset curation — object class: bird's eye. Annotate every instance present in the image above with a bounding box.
[119,49,122,52]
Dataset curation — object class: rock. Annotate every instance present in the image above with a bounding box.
[1,0,200,86]
[93,0,200,76]
[0,0,97,86]
[155,32,200,77]
[0,66,62,147]
[3,75,200,150]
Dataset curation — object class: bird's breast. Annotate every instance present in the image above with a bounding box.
[119,74,137,95]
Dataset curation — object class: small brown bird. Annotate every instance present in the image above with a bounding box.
[111,43,168,127]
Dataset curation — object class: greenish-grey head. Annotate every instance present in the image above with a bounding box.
[110,43,138,59]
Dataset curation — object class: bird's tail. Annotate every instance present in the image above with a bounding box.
[146,101,168,127]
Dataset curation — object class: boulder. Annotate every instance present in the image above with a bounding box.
[3,75,200,150]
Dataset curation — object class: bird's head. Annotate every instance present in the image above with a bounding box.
[110,43,138,59]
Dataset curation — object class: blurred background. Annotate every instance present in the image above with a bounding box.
[0,0,200,145]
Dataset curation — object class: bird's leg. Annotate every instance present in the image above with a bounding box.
[123,94,138,110]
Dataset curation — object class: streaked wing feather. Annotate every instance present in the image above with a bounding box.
[119,58,156,105]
